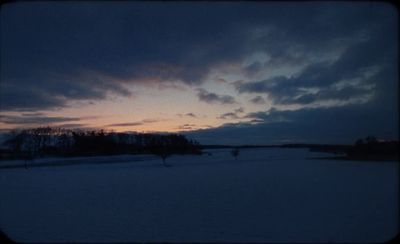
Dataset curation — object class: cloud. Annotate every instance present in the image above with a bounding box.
[234,3,396,109]
[0,85,67,111]
[187,103,398,145]
[1,1,397,125]
[141,119,161,123]
[249,96,267,104]
[236,29,392,107]
[280,85,375,105]
[0,114,82,125]
[0,72,132,111]
[177,113,203,118]
[218,112,240,120]
[234,107,245,113]
[185,113,197,118]
[177,124,196,130]
[157,82,187,91]
[106,118,160,127]
[218,107,245,120]
[2,2,258,112]
[196,88,236,105]
[107,122,144,127]
[21,112,46,117]
[56,123,89,129]
[216,78,228,83]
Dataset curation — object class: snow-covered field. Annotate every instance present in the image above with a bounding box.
[0,148,398,242]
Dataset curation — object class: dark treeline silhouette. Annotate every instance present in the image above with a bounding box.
[345,136,398,161]
[0,127,201,160]
[303,136,398,161]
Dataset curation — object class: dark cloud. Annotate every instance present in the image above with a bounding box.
[234,107,245,113]
[157,82,187,91]
[187,103,398,145]
[2,2,396,112]
[196,88,236,105]
[237,54,386,105]
[0,114,81,125]
[177,124,196,130]
[0,72,132,111]
[56,123,88,129]
[244,61,264,76]
[249,96,267,104]
[280,86,374,105]
[185,113,197,118]
[216,78,228,83]
[0,85,67,111]
[142,119,161,124]
[1,2,256,109]
[1,1,397,145]
[106,118,160,127]
[106,122,143,127]
[21,112,46,117]
[236,10,397,107]
[218,112,240,120]
[218,107,245,119]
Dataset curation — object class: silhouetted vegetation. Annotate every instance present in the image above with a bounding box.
[345,136,398,161]
[231,148,240,160]
[307,136,399,161]
[0,127,202,162]
[0,230,14,244]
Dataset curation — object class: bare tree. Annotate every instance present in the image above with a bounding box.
[153,145,172,167]
[231,148,240,160]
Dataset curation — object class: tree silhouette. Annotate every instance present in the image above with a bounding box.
[153,145,172,167]
[1,127,202,162]
[231,148,240,160]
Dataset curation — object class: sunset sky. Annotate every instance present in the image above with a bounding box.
[0,1,398,144]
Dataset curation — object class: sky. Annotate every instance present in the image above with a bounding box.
[0,1,398,144]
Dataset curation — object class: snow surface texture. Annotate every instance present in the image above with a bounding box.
[0,148,398,242]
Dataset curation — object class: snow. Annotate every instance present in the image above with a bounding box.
[0,148,398,242]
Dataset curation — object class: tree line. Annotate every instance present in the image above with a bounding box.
[0,127,202,161]
[346,136,398,160]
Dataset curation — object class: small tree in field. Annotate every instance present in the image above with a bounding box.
[23,151,34,170]
[151,144,172,167]
[159,150,171,167]
[231,148,240,160]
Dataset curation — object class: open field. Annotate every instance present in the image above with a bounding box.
[0,148,398,242]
